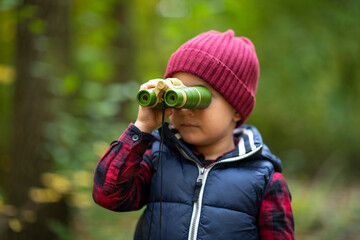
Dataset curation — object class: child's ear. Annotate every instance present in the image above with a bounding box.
[233,112,241,122]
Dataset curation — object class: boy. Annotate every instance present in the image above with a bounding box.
[93,30,294,239]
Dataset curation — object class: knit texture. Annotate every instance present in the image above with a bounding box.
[165,30,259,125]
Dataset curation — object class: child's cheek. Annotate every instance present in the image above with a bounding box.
[169,113,179,126]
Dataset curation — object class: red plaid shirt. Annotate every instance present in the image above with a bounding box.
[93,124,295,239]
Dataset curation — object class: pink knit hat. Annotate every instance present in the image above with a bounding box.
[165,30,259,126]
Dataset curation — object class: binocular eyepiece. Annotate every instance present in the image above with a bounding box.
[136,78,212,109]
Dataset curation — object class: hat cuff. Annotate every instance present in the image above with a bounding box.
[165,48,255,125]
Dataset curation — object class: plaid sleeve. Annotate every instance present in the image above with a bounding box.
[92,123,154,212]
[258,172,295,240]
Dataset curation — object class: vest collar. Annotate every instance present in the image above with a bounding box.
[154,123,283,172]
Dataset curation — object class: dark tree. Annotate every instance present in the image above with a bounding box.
[1,0,71,239]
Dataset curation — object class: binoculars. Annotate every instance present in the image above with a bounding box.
[136,78,212,109]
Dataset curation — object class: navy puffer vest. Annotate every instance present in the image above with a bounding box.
[135,123,282,240]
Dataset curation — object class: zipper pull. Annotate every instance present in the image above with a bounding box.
[192,167,205,202]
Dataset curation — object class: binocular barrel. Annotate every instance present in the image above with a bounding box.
[137,86,211,109]
[164,86,211,109]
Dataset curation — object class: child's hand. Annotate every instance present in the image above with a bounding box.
[134,80,173,133]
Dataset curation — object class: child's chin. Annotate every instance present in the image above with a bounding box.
[181,135,203,146]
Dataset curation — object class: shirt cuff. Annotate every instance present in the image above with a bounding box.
[117,123,153,146]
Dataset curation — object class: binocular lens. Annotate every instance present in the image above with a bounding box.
[137,90,158,107]
[163,90,184,107]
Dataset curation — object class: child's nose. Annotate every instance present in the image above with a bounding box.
[178,108,195,116]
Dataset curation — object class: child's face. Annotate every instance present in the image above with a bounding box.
[169,72,241,157]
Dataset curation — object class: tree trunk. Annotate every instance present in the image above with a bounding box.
[112,1,138,121]
[1,0,70,239]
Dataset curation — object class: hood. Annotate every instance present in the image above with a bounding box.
[233,124,282,172]
[154,123,283,173]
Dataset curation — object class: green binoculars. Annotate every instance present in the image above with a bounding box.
[136,78,212,109]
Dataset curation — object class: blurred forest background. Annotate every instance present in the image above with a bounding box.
[0,0,359,239]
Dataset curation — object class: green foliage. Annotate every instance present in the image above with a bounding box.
[0,0,20,11]
[28,19,45,34]
[247,0,360,178]
[0,0,359,238]
[290,179,360,239]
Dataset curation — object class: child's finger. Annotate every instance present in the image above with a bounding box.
[139,79,163,90]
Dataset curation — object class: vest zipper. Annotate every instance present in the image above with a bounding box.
[188,166,208,240]
[176,144,263,240]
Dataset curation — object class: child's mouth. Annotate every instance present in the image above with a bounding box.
[181,123,198,128]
